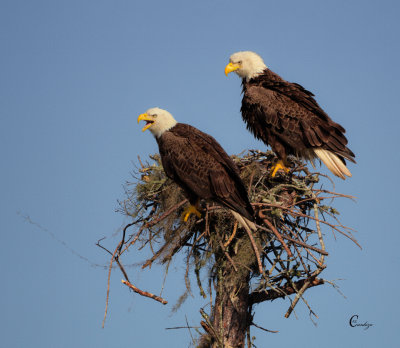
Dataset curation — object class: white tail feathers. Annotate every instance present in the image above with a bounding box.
[313,148,352,180]
[230,210,257,233]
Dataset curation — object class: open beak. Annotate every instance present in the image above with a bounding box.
[137,113,155,132]
[224,62,240,76]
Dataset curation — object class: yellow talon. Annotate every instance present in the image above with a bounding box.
[271,160,290,177]
[181,204,202,222]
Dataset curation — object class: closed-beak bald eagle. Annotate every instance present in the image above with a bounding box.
[225,51,355,179]
[137,107,255,231]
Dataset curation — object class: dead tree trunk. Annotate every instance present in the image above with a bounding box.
[212,268,250,347]
[200,236,256,348]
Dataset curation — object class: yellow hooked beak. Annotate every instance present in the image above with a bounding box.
[137,113,155,132]
[224,62,241,76]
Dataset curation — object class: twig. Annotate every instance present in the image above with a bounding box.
[256,224,328,256]
[119,226,145,255]
[284,274,317,318]
[249,278,325,304]
[251,322,279,333]
[259,211,293,258]
[284,202,326,318]
[185,315,196,346]
[224,221,238,248]
[142,228,195,269]
[200,309,222,346]
[219,240,238,272]
[244,226,265,276]
[257,203,360,249]
[145,199,188,228]
[314,202,326,265]
[118,222,136,255]
[121,280,168,305]
[137,155,145,169]
[165,326,201,330]
[100,241,121,328]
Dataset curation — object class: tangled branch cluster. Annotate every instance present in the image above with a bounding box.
[101,150,358,330]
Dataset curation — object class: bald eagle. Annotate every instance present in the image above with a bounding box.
[225,51,355,179]
[137,107,255,231]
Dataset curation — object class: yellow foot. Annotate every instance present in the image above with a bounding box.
[181,204,202,222]
[270,160,290,177]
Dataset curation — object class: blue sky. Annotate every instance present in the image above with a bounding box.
[1,0,399,347]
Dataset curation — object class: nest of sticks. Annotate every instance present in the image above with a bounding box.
[99,150,359,329]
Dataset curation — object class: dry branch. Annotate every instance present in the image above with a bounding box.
[250,278,325,304]
[121,280,167,305]
[259,211,293,258]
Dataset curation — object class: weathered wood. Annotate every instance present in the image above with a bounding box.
[209,250,252,348]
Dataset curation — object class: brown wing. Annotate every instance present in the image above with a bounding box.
[157,123,254,221]
[242,70,355,163]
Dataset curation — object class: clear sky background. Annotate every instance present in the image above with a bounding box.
[1,0,399,347]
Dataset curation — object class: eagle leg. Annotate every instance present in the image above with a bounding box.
[271,159,290,177]
[181,202,202,222]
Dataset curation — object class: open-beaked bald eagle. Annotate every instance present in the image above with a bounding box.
[225,51,355,179]
[137,107,255,231]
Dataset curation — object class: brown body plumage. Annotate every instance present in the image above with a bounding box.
[226,51,355,179]
[157,123,254,221]
[242,69,355,165]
